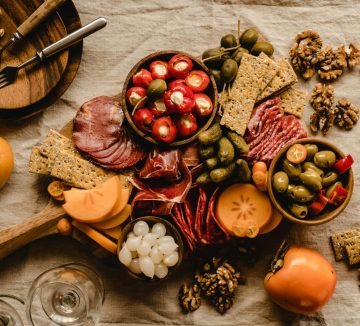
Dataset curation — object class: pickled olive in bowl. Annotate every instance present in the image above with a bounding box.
[314,150,336,168]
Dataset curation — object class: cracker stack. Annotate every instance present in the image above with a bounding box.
[331,228,360,264]
[29,130,115,189]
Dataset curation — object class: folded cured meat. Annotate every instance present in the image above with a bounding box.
[73,96,146,169]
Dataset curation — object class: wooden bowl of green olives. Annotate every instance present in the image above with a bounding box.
[268,138,354,225]
[121,50,218,147]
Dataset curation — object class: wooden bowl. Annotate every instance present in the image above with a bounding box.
[268,138,354,225]
[117,216,184,281]
[121,50,218,147]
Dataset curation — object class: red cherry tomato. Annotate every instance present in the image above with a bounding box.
[132,68,153,87]
[168,54,193,79]
[193,93,213,117]
[126,87,147,107]
[163,84,195,114]
[150,60,170,80]
[175,113,198,136]
[152,116,177,143]
[264,243,336,315]
[133,108,154,132]
[149,98,168,117]
[185,70,210,93]
[168,79,186,90]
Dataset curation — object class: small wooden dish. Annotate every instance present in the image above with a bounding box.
[121,50,218,147]
[268,137,354,225]
[117,216,184,281]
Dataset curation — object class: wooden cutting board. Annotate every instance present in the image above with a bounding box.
[0,121,116,261]
[0,0,68,110]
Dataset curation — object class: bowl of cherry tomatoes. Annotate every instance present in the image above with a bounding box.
[121,50,218,146]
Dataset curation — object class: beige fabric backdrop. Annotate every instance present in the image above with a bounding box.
[0,0,359,325]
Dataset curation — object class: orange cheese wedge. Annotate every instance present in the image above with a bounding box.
[101,226,122,240]
[90,204,131,230]
[259,206,283,235]
[107,187,130,217]
[63,176,120,223]
[215,183,272,237]
[72,220,117,254]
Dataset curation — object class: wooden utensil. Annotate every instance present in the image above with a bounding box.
[0,0,69,110]
[0,0,83,120]
[0,121,113,260]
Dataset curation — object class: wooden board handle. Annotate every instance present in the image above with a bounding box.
[17,0,67,37]
[0,202,65,259]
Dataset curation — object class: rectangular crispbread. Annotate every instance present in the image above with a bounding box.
[28,146,52,175]
[50,150,115,189]
[39,129,80,158]
[257,58,297,102]
[220,53,278,135]
[279,87,307,118]
[330,228,360,261]
[345,236,360,265]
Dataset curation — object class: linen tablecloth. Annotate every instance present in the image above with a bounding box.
[0,0,359,325]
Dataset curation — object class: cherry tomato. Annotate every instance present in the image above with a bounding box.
[126,87,147,107]
[185,70,210,93]
[175,113,198,137]
[286,144,307,164]
[133,108,154,132]
[132,68,153,87]
[334,154,354,174]
[150,60,170,80]
[152,116,177,143]
[168,79,186,90]
[168,54,193,79]
[149,98,168,117]
[264,243,336,315]
[193,93,213,117]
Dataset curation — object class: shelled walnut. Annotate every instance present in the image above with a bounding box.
[179,283,201,313]
[317,45,347,81]
[309,83,335,135]
[346,43,360,68]
[334,98,359,130]
[289,30,322,79]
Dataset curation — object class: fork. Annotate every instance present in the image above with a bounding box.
[0,17,107,90]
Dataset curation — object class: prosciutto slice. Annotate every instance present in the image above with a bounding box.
[73,96,146,169]
[245,98,307,163]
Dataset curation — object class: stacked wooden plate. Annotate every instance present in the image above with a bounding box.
[0,0,83,119]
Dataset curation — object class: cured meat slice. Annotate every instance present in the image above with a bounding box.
[73,96,123,152]
[138,149,180,180]
[86,139,122,160]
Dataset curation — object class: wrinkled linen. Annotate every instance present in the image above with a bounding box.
[0,0,359,325]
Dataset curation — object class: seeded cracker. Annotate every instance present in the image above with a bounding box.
[39,129,80,158]
[330,228,360,261]
[51,150,115,189]
[257,58,298,102]
[345,237,360,265]
[28,146,52,175]
[279,87,307,118]
[220,53,277,135]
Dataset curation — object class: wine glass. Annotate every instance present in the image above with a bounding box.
[0,295,24,325]
[26,264,104,326]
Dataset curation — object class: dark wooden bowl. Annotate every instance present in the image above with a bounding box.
[268,138,354,225]
[121,50,218,147]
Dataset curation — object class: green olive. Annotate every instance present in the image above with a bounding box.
[314,151,337,168]
[147,79,167,99]
[285,184,296,197]
[220,34,237,50]
[272,171,289,193]
[302,162,324,178]
[239,28,259,50]
[299,169,323,191]
[282,158,302,180]
[221,59,238,83]
[202,48,230,69]
[289,203,308,219]
[210,69,224,91]
[251,41,274,57]
[290,185,315,203]
[326,181,343,198]
[231,47,249,65]
[304,144,318,160]
[322,171,339,187]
